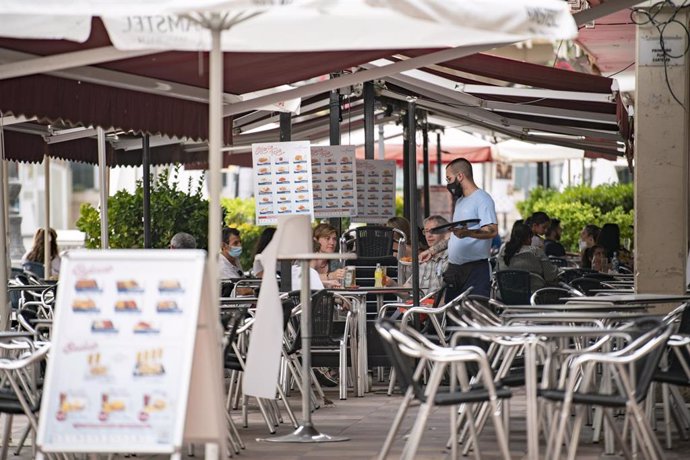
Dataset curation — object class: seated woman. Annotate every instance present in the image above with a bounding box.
[22,228,61,278]
[496,222,559,290]
[251,227,276,278]
[597,223,632,269]
[311,223,346,288]
[582,245,611,272]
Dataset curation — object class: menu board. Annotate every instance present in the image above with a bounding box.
[352,159,397,224]
[253,141,313,226]
[37,250,206,454]
[311,145,357,218]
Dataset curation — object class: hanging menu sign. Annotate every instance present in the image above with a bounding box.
[37,250,207,454]
[352,159,396,224]
[253,141,313,226]
[311,145,357,218]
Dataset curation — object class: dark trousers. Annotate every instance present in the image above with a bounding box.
[443,259,491,301]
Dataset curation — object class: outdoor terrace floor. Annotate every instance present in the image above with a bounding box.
[6,385,690,459]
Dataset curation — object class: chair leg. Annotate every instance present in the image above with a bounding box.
[662,383,673,449]
[275,383,298,428]
[387,368,397,396]
[377,388,414,460]
[1,414,12,460]
[12,423,30,456]
[565,406,587,460]
[401,364,445,460]
[339,340,348,400]
[602,409,633,460]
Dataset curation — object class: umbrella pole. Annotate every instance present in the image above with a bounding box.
[43,155,50,277]
[97,127,109,249]
[406,101,421,316]
[0,127,8,330]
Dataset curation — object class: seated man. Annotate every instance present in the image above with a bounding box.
[219,227,244,279]
[402,215,450,296]
[169,232,197,249]
[543,219,566,257]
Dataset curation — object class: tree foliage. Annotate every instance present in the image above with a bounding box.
[517,184,634,251]
[76,166,218,250]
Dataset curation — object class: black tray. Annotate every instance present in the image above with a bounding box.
[429,219,480,234]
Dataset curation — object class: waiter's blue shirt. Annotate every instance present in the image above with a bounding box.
[448,189,497,266]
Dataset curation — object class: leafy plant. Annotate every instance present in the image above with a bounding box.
[517,184,634,252]
[76,166,220,250]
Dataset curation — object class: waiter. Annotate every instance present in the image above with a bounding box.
[419,158,497,298]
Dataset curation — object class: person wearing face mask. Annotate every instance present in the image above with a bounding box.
[419,158,497,299]
[219,227,244,279]
[579,224,600,252]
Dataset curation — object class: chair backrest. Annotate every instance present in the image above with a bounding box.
[548,257,570,268]
[627,320,673,402]
[664,303,690,377]
[22,261,44,279]
[495,270,532,305]
[310,290,338,346]
[582,272,617,282]
[341,225,405,259]
[569,277,606,296]
[375,319,425,401]
[558,268,598,284]
[530,287,573,305]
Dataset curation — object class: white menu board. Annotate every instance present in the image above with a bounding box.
[352,159,397,224]
[311,145,357,218]
[37,250,205,454]
[253,141,313,226]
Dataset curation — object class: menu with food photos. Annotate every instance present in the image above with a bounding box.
[311,145,357,218]
[352,159,397,224]
[37,250,206,454]
[253,141,313,225]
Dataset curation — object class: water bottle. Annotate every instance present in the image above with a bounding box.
[374,263,383,287]
[611,251,620,274]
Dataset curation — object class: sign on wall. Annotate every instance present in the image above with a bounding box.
[311,145,357,218]
[253,141,313,226]
[352,159,396,224]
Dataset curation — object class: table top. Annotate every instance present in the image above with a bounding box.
[590,289,634,295]
[279,253,357,261]
[0,331,34,339]
[7,284,56,291]
[504,311,660,321]
[447,325,636,338]
[505,303,649,312]
[220,296,258,305]
[566,293,690,304]
[330,287,413,296]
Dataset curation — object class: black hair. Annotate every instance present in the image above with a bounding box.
[222,227,240,244]
[546,218,561,238]
[530,211,550,226]
[504,223,532,265]
[597,223,621,259]
[583,224,601,241]
[253,227,276,258]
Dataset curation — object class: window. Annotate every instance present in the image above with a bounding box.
[71,163,95,191]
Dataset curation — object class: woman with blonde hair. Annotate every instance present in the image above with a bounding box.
[22,228,61,278]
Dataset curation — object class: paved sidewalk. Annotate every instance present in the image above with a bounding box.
[4,386,690,459]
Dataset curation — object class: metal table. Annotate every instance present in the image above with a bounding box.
[448,325,635,460]
[266,252,355,444]
[331,286,412,395]
[568,293,690,305]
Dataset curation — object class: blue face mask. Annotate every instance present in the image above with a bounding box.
[229,246,243,258]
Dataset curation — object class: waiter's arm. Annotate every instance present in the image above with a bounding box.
[452,223,498,240]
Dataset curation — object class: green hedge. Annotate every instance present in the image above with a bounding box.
[77,167,217,250]
[517,184,634,252]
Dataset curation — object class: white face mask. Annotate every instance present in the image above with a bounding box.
[578,240,588,251]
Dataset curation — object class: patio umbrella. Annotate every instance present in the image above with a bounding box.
[0,0,577,308]
[0,0,578,451]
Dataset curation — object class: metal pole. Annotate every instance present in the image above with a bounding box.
[545,161,551,189]
[377,124,385,160]
[536,162,544,187]
[328,86,342,235]
[279,113,293,292]
[43,155,50,277]
[402,124,410,220]
[0,128,9,330]
[363,81,375,160]
[208,20,222,310]
[422,123,430,218]
[329,84,341,145]
[299,260,312,425]
[142,134,151,248]
[436,132,442,184]
[97,127,109,249]
[407,102,420,313]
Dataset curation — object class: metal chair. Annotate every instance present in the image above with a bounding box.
[375,319,512,460]
[548,256,570,268]
[494,269,532,305]
[541,319,673,460]
[530,286,575,305]
[569,276,607,296]
[21,261,45,279]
